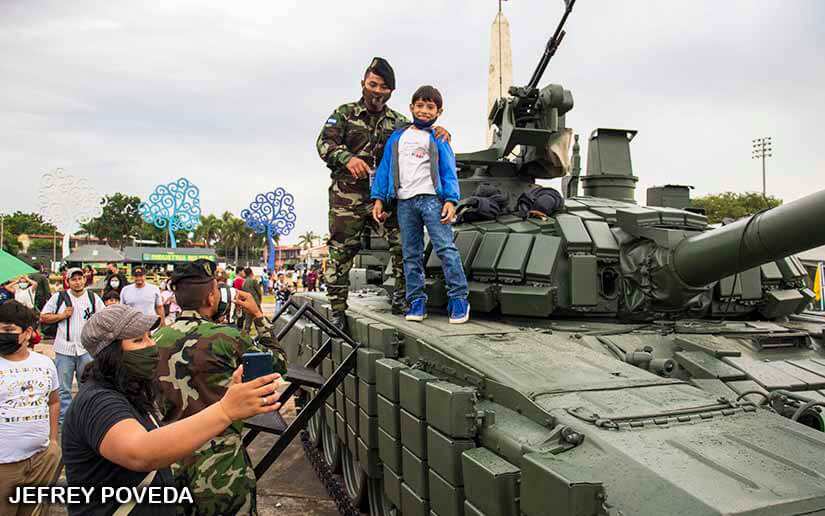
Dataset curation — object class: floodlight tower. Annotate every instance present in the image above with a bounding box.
[752,136,772,199]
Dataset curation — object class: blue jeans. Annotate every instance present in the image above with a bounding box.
[397,195,468,304]
[55,352,93,425]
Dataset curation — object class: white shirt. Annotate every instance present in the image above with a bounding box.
[120,283,162,317]
[43,290,104,356]
[397,127,436,200]
[0,351,59,463]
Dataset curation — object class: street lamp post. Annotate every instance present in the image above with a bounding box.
[752,137,773,200]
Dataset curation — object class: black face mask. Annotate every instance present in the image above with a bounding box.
[0,333,22,356]
[362,87,391,113]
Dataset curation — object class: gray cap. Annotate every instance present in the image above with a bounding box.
[66,267,84,278]
[81,304,160,357]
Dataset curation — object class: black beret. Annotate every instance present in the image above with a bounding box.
[169,259,217,288]
[366,57,395,90]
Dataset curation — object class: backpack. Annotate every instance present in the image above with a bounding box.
[516,186,564,219]
[41,290,97,340]
[455,183,509,223]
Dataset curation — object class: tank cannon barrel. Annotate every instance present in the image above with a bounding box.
[672,188,825,287]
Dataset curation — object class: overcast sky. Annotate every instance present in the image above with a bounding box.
[1,0,823,243]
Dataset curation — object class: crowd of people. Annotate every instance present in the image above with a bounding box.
[0,258,288,515]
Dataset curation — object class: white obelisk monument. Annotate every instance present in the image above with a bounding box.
[487,1,513,144]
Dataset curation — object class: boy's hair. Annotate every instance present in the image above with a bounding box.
[102,290,120,304]
[412,85,443,110]
[0,300,39,330]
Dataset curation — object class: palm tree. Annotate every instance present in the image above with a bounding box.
[298,230,319,250]
[195,214,221,246]
[219,212,245,265]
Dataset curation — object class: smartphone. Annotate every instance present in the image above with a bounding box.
[242,352,274,383]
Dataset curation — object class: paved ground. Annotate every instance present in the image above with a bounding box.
[36,336,338,516]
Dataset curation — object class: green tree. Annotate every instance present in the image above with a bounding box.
[298,230,318,249]
[1,211,57,255]
[2,212,56,236]
[194,214,221,246]
[691,192,782,224]
[81,193,142,248]
[219,212,245,264]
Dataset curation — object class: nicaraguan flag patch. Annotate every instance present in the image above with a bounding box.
[325,117,337,126]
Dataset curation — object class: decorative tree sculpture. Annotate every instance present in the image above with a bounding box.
[139,178,201,248]
[241,187,296,271]
[38,168,104,259]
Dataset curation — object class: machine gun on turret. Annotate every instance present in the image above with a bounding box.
[457,0,578,198]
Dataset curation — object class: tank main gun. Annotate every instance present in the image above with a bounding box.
[670,188,825,288]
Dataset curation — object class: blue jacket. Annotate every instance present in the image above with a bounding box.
[370,124,461,204]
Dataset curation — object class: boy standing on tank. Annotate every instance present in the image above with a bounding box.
[371,85,470,324]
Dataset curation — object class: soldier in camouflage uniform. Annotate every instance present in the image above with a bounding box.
[317,57,450,328]
[153,260,286,516]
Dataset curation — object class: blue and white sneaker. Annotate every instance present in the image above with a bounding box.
[405,298,428,321]
[448,298,470,324]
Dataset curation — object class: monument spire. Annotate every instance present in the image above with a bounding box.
[487,0,512,144]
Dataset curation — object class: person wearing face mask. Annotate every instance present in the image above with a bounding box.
[12,275,37,309]
[316,57,452,332]
[152,259,286,515]
[0,301,61,516]
[371,85,470,324]
[61,304,282,516]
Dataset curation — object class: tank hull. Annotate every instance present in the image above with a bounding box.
[274,292,825,516]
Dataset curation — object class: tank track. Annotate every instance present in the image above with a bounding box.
[300,431,361,516]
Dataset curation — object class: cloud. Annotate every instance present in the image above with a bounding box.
[1,0,822,244]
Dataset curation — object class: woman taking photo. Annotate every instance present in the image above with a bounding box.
[61,304,282,516]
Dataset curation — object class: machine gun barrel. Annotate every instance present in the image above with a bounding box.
[526,0,577,90]
[672,188,825,287]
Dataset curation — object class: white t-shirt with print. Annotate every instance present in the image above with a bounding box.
[42,290,104,356]
[397,127,437,200]
[0,351,59,463]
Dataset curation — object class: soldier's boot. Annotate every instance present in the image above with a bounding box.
[330,310,349,335]
[390,291,408,315]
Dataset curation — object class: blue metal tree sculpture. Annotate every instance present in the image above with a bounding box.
[139,178,201,248]
[241,187,296,271]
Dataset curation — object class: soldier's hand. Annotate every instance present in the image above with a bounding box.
[62,306,74,320]
[234,291,264,319]
[372,200,387,224]
[433,125,451,142]
[441,201,457,224]
[346,156,371,179]
[218,367,283,421]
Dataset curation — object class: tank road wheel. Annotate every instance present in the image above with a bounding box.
[304,390,322,449]
[341,445,368,509]
[368,478,398,516]
[320,418,341,473]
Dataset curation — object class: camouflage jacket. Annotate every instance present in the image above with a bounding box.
[153,310,286,433]
[153,311,285,515]
[317,98,409,178]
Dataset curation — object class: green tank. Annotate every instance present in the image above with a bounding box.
[277,4,825,514]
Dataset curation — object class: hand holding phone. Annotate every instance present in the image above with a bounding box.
[242,352,274,383]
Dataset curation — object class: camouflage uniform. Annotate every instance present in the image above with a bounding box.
[154,310,286,516]
[317,98,408,312]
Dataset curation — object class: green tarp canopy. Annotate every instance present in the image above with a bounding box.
[0,250,36,285]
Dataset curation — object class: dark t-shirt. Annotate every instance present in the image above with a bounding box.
[62,381,177,516]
